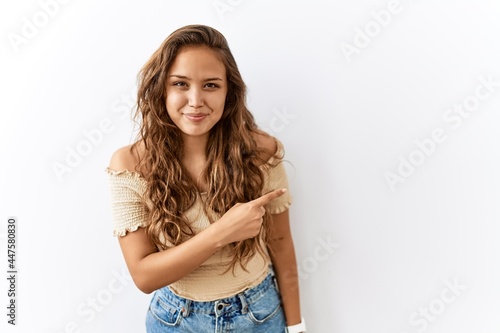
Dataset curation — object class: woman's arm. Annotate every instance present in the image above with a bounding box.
[268,209,303,327]
[117,189,286,294]
[118,223,221,294]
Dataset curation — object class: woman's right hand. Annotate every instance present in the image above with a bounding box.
[215,188,287,245]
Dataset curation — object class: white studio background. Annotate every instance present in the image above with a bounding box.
[1,0,499,332]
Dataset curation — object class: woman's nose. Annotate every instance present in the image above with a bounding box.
[188,88,204,109]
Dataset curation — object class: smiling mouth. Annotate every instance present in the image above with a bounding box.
[184,114,208,122]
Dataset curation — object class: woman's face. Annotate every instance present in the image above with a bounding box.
[165,46,228,141]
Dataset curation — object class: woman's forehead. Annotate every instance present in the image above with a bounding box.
[169,46,226,79]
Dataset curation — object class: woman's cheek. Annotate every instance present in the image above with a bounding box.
[166,92,186,110]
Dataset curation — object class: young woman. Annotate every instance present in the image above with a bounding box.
[106,25,306,333]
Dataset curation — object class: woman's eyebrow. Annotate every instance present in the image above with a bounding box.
[169,74,189,79]
[169,74,223,81]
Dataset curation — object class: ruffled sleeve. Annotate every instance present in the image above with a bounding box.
[262,140,293,214]
[105,168,149,236]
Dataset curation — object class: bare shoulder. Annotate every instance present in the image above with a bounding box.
[252,131,278,162]
[108,141,146,175]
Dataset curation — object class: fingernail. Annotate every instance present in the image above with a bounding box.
[281,188,287,193]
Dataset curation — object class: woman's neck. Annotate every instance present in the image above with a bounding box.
[182,133,208,159]
[181,134,209,192]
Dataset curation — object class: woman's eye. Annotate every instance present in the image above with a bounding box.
[205,83,219,89]
[173,81,187,87]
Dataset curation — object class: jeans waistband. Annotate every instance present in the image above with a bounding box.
[156,267,277,317]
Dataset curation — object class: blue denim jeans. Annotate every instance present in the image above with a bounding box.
[146,268,286,332]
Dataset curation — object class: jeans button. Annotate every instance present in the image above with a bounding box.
[217,303,224,311]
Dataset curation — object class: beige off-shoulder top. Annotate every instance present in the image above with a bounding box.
[105,140,292,301]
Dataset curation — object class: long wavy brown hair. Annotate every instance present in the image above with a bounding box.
[131,25,279,272]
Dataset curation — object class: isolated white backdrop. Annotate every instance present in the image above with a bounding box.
[1,0,500,332]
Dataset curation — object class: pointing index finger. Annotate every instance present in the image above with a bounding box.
[251,188,287,207]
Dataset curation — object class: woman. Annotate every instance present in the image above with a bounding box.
[106,25,306,333]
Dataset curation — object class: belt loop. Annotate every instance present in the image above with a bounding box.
[238,293,248,314]
[182,299,191,317]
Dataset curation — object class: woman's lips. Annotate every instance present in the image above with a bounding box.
[184,114,208,122]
